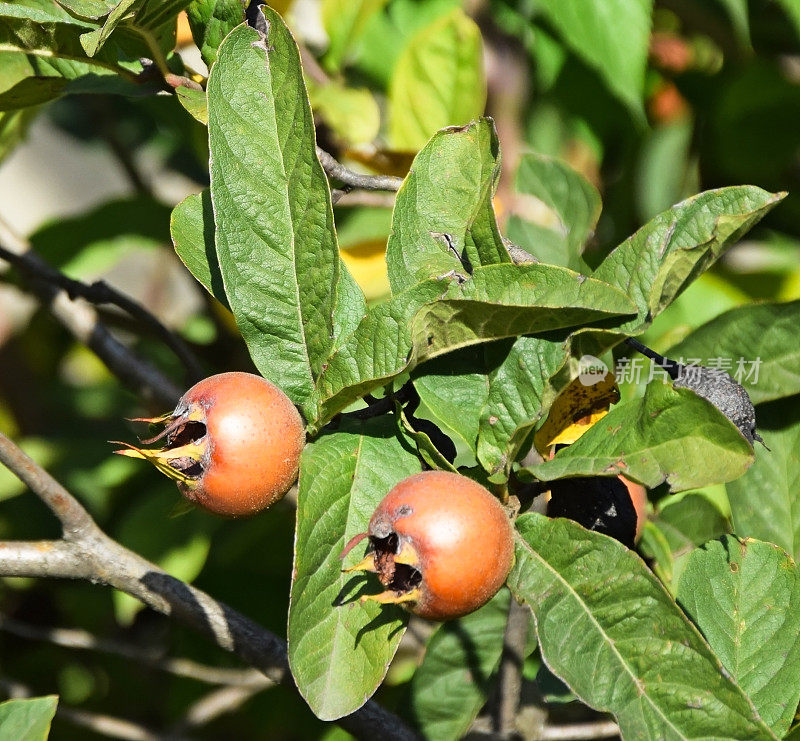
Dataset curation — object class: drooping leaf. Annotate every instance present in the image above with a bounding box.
[592,187,785,335]
[185,0,245,66]
[535,0,653,115]
[405,589,510,740]
[407,264,635,363]
[170,190,228,308]
[509,513,776,739]
[207,11,364,420]
[506,152,601,270]
[79,0,141,56]
[527,381,754,492]
[175,84,207,124]
[288,417,422,720]
[678,536,800,737]
[666,301,800,405]
[727,396,800,562]
[388,8,485,150]
[386,118,508,294]
[0,696,58,741]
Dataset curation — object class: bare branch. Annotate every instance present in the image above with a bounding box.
[493,598,530,738]
[539,719,620,740]
[0,434,419,741]
[0,432,99,540]
[0,221,181,408]
[170,684,263,732]
[316,147,403,193]
[0,239,203,385]
[0,615,267,687]
[331,190,398,209]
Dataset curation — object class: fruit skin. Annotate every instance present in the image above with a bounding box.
[119,372,304,517]
[620,476,648,542]
[364,470,514,620]
[178,372,304,516]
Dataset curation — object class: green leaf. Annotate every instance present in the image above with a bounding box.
[185,0,245,67]
[388,8,485,150]
[476,335,563,478]
[509,513,776,740]
[535,0,652,116]
[314,266,635,432]
[775,0,800,39]
[386,118,508,294]
[207,12,364,420]
[666,301,800,405]
[395,402,457,473]
[405,589,510,740]
[593,187,785,335]
[308,80,379,146]
[0,696,58,741]
[56,0,117,19]
[0,107,37,165]
[507,152,601,270]
[170,190,229,309]
[412,347,488,456]
[678,536,800,737]
[527,382,755,492]
[322,0,387,72]
[408,264,636,362]
[79,0,141,56]
[717,0,750,45]
[0,1,145,110]
[644,494,730,593]
[175,84,207,124]
[288,417,422,720]
[727,396,800,562]
[30,195,170,279]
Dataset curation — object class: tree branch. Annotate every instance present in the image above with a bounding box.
[0,433,418,741]
[539,719,620,740]
[0,238,203,386]
[316,147,403,193]
[0,222,181,408]
[493,597,530,738]
[0,615,267,687]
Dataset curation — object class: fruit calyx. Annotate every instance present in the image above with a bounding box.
[341,531,423,607]
[114,406,209,486]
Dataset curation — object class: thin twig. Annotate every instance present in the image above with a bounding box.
[0,615,266,687]
[0,433,418,741]
[493,598,530,738]
[316,147,403,193]
[0,242,203,384]
[0,221,183,406]
[332,190,398,209]
[170,684,263,732]
[539,719,620,740]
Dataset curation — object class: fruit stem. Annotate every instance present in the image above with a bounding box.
[624,337,681,379]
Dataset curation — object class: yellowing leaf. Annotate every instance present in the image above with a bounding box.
[388,8,486,150]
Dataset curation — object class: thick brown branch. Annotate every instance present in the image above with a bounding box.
[316,147,403,193]
[0,224,181,407]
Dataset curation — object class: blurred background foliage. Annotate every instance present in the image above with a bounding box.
[0,0,799,737]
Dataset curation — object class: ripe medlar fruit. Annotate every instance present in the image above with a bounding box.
[116,372,304,516]
[342,470,514,620]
